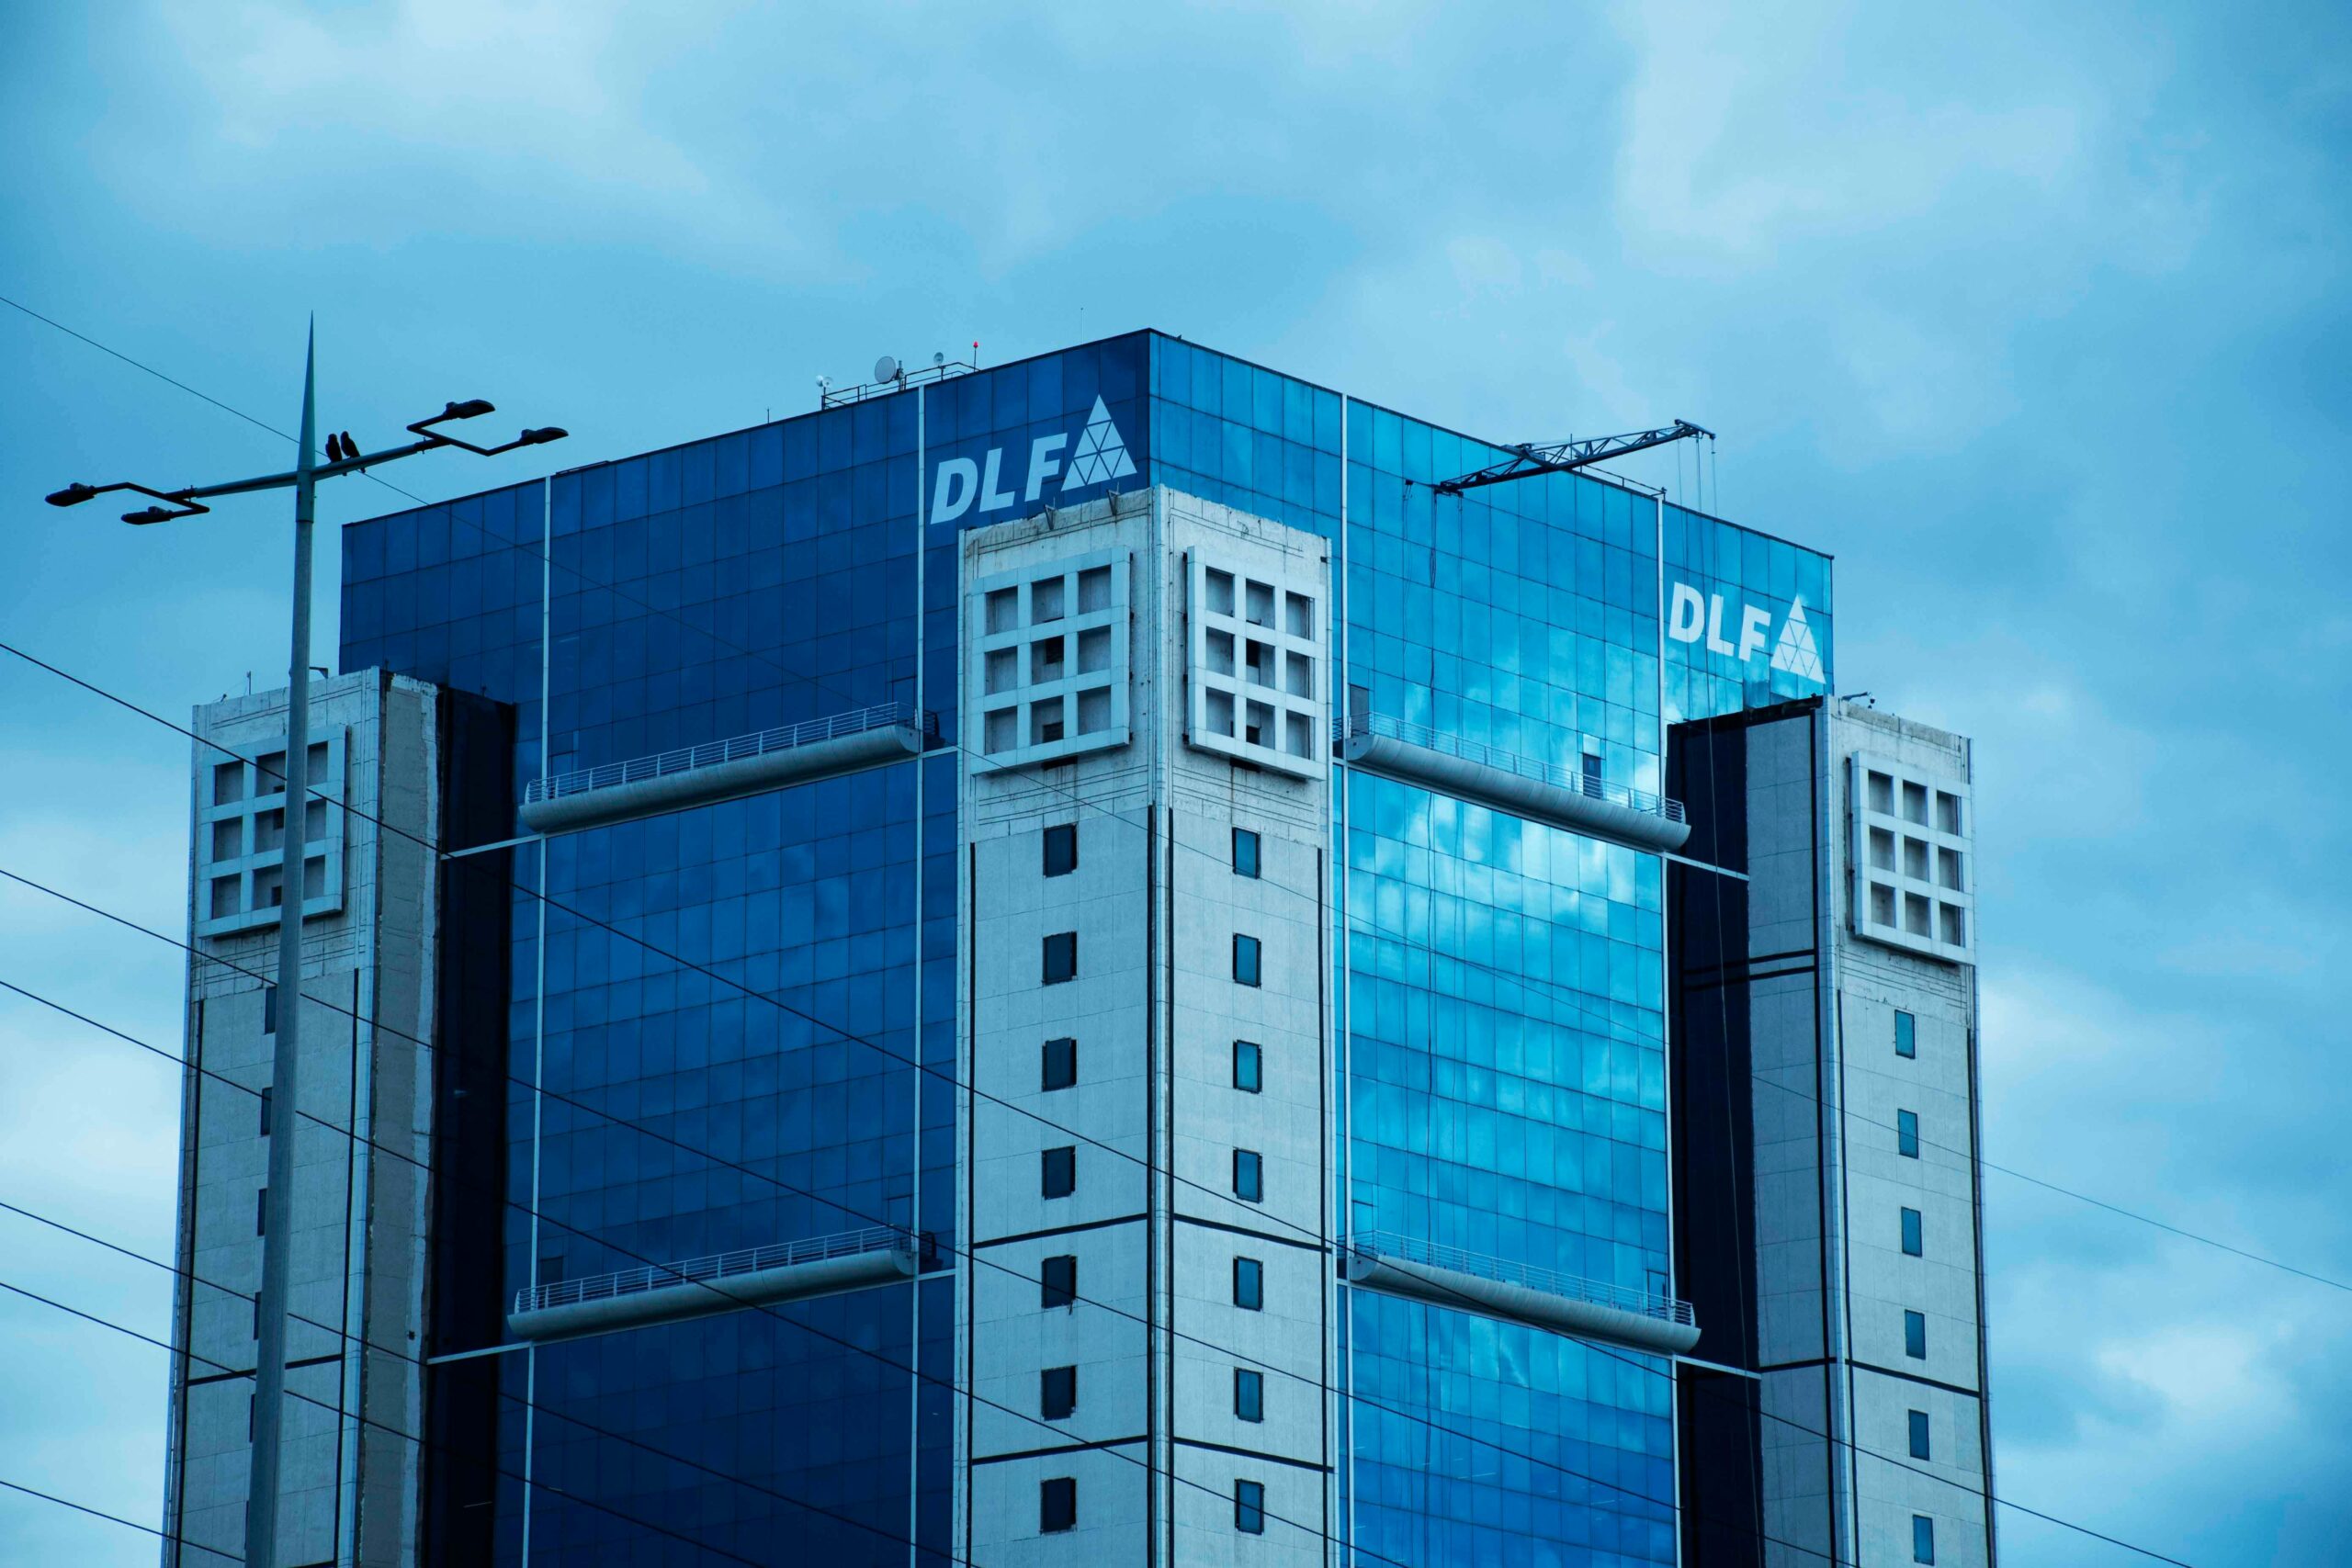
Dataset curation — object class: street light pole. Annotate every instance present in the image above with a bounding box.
[46,326,563,1568]
[243,324,319,1568]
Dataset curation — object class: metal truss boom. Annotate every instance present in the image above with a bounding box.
[1428,419,1714,495]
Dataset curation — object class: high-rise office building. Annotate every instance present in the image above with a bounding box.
[162,331,1993,1566]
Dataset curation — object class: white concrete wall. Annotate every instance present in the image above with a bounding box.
[959,489,1332,1567]
[1742,700,1995,1567]
[165,671,438,1568]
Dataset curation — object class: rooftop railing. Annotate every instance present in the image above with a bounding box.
[512,1225,917,1317]
[524,704,934,807]
[1345,1230,1695,1328]
[1334,712,1686,825]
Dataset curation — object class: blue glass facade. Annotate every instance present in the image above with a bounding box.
[340,328,1831,1565]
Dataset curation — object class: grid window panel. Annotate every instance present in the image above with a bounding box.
[1849,751,1974,964]
[967,548,1132,770]
[1184,548,1325,777]
[194,727,349,937]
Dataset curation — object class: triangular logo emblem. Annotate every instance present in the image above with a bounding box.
[1061,396,1137,491]
[1770,597,1826,682]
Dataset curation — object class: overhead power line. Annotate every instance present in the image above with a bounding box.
[0,881,2205,1568]
[4,296,2324,1307]
[3,299,2227,1567]
[0,1472,244,1562]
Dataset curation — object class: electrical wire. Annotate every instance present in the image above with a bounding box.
[2,299,2238,1565]
[0,874,2210,1568]
[0,961,1430,1568]
[0,1072,1846,1568]
[0,1472,240,1563]
[0,911,1694,1557]
[0,628,2277,1568]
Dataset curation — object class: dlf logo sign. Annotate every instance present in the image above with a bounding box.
[1668,582,1826,682]
[931,397,1137,525]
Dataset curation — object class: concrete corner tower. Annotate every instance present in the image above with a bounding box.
[959,487,1333,1565]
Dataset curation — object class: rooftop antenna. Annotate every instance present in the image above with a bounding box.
[973,339,981,368]
[874,355,901,386]
[933,351,945,367]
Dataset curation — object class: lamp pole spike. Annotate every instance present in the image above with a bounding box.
[246,319,319,1568]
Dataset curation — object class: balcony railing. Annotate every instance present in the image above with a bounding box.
[1334,713,1684,824]
[512,1225,918,1318]
[1345,1230,1695,1329]
[524,704,935,807]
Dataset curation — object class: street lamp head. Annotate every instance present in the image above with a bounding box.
[123,506,178,525]
[46,483,98,507]
[519,426,569,446]
[444,399,495,421]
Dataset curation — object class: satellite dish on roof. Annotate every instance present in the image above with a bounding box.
[874,355,900,384]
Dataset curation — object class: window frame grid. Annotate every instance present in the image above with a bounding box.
[1183,547,1325,778]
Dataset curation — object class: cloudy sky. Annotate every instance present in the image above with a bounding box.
[2,4,2346,1564]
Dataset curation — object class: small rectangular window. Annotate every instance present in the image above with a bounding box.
[1233,1149,1263,1203]
[255,1186,268,1236]
[1908,1409,1931,1461]
[1043,931,1077,985]
[1235,1479,1266,1535]
[1905,1309,1928,1359]
[1232,827,1261,878]
[1233,1040,1262,1094]
[1912,1514,1936,1564]
[1894,1010,1916,1058]
[1233,1257,1263,1311]
[258,1086,273,1138]
[1032,576,1067,625]
[1232,933,1261,987]
[263,985,277,1035]
[1042,1037,1077,1091]
[1043,824,1078,877]
[1042,1146,1076,1199]
[1041,1365,1077,1420]
[1040,1476,1077,1534]
[1234,1369,1263,1423]
[1042,1254,1077,1309]
[1936,791,1962,834]
[1897,1109,1920,1158]
[1902,1207,1924,1257]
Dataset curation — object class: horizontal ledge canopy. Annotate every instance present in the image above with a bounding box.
[1340,1233,1701,1357]
[1337,714,1690,853]
[520,705,931,835]
[508,1226,920,1342]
